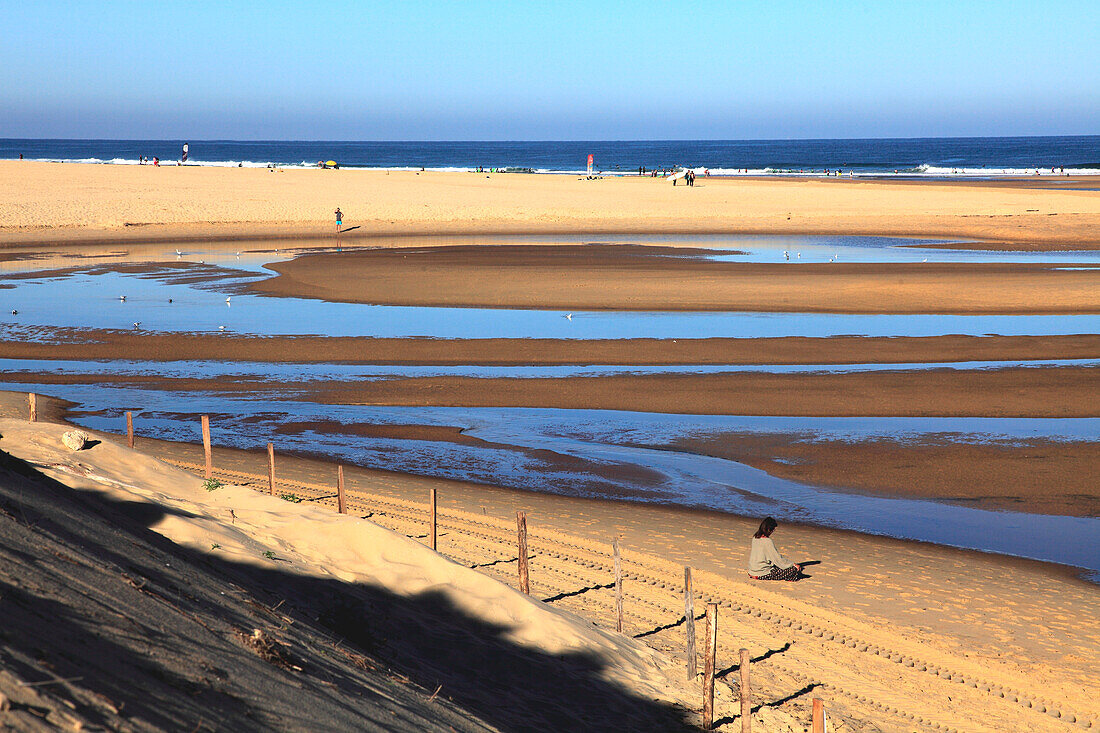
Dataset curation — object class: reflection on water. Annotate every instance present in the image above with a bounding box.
[3,268,1099,339]
[1,233,1097,575]
[6,356,1100,381]
[7,380,1096,574]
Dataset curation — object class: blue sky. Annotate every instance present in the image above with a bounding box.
[2,1,1098,140]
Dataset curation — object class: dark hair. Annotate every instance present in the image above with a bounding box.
[754,517,778,539]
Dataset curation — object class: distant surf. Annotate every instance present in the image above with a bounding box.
[2,136,1098,178]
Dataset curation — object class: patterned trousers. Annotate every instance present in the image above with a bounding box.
[753,565,802,581]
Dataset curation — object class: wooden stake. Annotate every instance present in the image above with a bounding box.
[703,603,718,730]
[613,538,623,633]
[812,698,825,733]
[201,415,212,479]
[685,566,697,679]
[28,393,36,422]
[337,465,346,514]
[739,647,751,733]
[429,488,437,550]
[126,411,134,449]
[516,511,530,594]
[267,442,275,495]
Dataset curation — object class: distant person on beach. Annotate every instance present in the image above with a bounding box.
[334,208,343,233]
[153,157,159,167]
[748,517,803,581]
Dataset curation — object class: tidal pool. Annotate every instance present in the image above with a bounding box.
[7,380,1096,575]
[3,267,1099,339]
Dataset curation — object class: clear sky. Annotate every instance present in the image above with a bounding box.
[2,1,1098,140]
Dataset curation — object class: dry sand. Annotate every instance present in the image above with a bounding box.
[2,396,1095,732]
[2,161,1100,247]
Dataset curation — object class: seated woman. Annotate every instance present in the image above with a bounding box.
[748,517,803,581]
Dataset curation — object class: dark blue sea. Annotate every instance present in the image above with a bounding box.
[2,136,1098,176]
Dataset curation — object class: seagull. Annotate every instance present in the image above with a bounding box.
[564,313,573,321]
[10,310,17,315]
[119,295,127,301]
[225,296,232,303]
[132,322,141,328]
[175,249,182,256]
[796,252,801,259]
[921,258,928,263]
[218,325,227,331]
[168,298,173,303]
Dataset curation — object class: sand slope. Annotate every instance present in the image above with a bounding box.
[1,419,789,731]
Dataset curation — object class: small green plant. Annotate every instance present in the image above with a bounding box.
[203,477,224,492]
[211,543,221,550]
[279,493,303,503]
[262,550,277,560]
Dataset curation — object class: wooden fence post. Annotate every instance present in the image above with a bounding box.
[267,442,275,495]
[429,488,437,551]
[812,698,824,733]
[201,415,212,479]
[28,393,36,422]
[613,538,623,633]
[337,465,346,514]
[516,511,530,594]
[703,603,718,730]
[126,411,134,449]
[740,647,751,733]
[685,566,696,679]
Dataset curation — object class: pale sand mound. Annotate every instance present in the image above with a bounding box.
[0,419,799,731]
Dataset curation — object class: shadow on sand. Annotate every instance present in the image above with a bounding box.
[0,448,696,731]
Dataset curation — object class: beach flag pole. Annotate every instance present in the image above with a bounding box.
[337,465,346,514]
[703,603,718,729]
[613,538,623,633]
[429,488,437,550]
[267,442,275,495]
[201,415,212,479]
[28,393,37,422]
[685,567,697,679]
[739,647,752,733]
[812,698,825,733]
[516,511,530,594]
[126,411,134,448]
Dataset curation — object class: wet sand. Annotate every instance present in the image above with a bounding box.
[3,364,1097,417]
[660,433,1100,518]
[4,365,1096,515]
[2,328,1098,365]
[252,244,1100,313]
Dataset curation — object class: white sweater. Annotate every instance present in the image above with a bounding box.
[748,536,794,576]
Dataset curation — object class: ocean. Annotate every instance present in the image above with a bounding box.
[2,136,1098,177]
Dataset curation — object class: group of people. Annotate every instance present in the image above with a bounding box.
[673,169,697,186]
[138,156,160,166]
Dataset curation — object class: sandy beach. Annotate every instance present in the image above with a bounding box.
[1,394,1096,732]
[2,161,1100,247]
[1,161,1098,731]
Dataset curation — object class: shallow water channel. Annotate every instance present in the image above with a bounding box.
[2,235,1097,575]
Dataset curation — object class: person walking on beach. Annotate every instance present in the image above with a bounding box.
[334,208,343,233]
[748,517,803,581]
